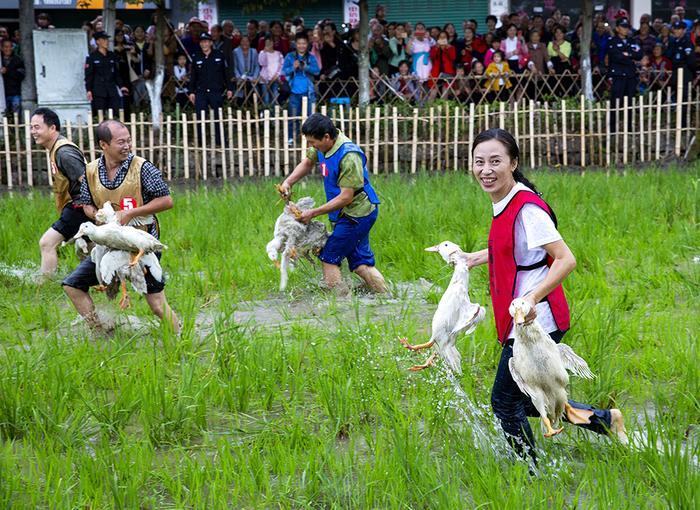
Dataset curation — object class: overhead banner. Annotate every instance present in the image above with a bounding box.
[343,0,359,28]
[198,1,218,27]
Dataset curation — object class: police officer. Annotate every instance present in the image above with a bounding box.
[188,32,233,114]
[665,20,696,98]
[608,18,641,102]
[607,18,641,132]
[84,32,129,115]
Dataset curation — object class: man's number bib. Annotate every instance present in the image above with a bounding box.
[120,196,137,210]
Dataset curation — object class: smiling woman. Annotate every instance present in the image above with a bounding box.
[462,128,627,464]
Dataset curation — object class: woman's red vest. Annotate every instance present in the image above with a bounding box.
[487,189,571,344]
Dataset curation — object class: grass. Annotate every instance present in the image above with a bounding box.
[0,168,698,508]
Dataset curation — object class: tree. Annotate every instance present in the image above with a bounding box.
[19,0,37,111]
[357,0,369,106]
[580,0,594,101]
[103,0,116,50]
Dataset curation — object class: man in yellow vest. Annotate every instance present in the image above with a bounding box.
[62,120,179,333]
[30,107,90,276]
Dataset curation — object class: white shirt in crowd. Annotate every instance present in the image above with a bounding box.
[492,182,563,338]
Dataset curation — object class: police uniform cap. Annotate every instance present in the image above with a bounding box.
[94,31,110,40]
[616,18,631,28]
[199,32,212,40]
[671,20,685,30]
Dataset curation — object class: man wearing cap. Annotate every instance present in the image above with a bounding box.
[181,17,205,59]
[85,31,129,114]
[188,32,234,115]
[666,20,696,98]
[607,17,641,132]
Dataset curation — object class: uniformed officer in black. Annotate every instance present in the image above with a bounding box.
[665,20,696,98]
[608,18,641,132]
[84,32,129,115]
[187,32,233,114]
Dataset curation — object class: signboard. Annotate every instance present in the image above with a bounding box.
[198,1,218,27]
[33,29,91,123]
[0,0,170,8]
[489,0,508,17]
[343,0,359,28]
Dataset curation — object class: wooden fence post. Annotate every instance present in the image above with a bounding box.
[392,106,399,173]
[561,100,567,167]
[580,95,586,168]
[237,109,245,178]
[264,109,271,177]
[411,108,418,173]
[373,107,380,174]
[200,110,208,180]
[468,102,475,171]
[3,117,11,188]
[182,112,190,180]
[675,68,683,157]
[23,110,32,187]
[623,95,629,166]
[453,106,459,171]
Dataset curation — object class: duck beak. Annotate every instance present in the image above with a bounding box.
[513,309,526,324]
[425,245,439,252]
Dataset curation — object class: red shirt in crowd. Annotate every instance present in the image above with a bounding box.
[430,44,457,76]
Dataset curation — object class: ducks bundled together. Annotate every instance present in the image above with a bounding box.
[400,240,596,440]
[74,202,165,309]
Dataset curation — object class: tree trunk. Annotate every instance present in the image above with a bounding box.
[103,0,116,51]
[358,0,370,107]
[19,0,37,110]
[145,7,166,132]
[580,0,594,101]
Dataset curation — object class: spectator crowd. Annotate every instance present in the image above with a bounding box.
[0,5,698,118]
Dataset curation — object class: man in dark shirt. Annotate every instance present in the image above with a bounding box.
[666,20,696,96]
[608,18,641,132]
[1,39,24,113]
[187,32,233,114]
[30,107,90,276]
[84,32,129,115]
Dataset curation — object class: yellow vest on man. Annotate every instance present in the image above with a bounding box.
[86,155,147,211]
[49,137,85,213]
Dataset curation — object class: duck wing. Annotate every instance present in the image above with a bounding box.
[557,343,596,379]
[141,252,163,282]
[508,357,539,401]
[452,303,486,336]
[100,250,132,284]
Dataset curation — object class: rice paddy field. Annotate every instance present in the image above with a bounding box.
[0,168,698,509]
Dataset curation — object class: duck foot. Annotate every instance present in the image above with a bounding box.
[408,353,436,372]
[94,285,108,292]
[398,337,434,352]
[565,402,594,425]
[542,416,564,438]
[129,249,144,267]
[118,281,131,309]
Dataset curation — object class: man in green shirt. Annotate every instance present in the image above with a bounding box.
[279,113,387,293]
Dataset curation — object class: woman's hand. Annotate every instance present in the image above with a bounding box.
[522,294,538,323]
[456,249,488,269]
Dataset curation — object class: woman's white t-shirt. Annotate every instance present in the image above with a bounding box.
[492,182,563,338]
[505,36,518,61]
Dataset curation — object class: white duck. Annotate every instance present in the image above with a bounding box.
[75,221,166,267]
[508,297,595,437]
[266,197,329,291]
[91,244,163,309]
[399,241,486,375]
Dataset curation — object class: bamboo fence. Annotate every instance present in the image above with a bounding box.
[1,78,697,189]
